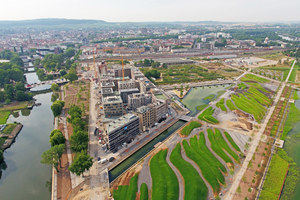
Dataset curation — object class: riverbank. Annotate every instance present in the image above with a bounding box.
[0,123,23,150]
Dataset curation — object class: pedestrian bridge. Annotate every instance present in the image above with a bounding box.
[25,78,69,89]
[179,115,193,122]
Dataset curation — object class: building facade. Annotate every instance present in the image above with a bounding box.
[106,114,140,153]
[128,93,152,110]
[103,96,124,118]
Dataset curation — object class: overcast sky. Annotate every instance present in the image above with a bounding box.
[1,0,300,22]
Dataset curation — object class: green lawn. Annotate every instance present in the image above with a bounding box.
[180,121,201,136]
[231,93,266,123]
[238,82,247,90]
[214,129,240,163]
[0,111,11,124]
[260,154,289,200]
[113,173,139,200]
[224,132,240,152]
[198,106,219,124]
[240,74,269,83]
[207,129,233,165]
[216,98,227,112]
[226,100,237,111]
[1,123,17,135]
[183,134,225,193]
[170,143,208,200]
[140,183,148,200]
[150,149,179,200]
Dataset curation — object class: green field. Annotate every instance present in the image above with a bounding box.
[238,82,247,90]
[226,100,237,111]
[170,143,208,200]
[207,129,234,165]
[288,64,299,83]
[214,129,240,163]
[216,98,227,112]
[113,173,139,200]
[140,183,148,200]
[198,106,219,124]
[150,149,179,200]
[224,132,240,152]
[180,121,202,136]
[281,103,300,140]
[0,111,11,124]
[182,134,226,193]
[260,154,289,200]
[240,74,269,83]
[231,92,267,123]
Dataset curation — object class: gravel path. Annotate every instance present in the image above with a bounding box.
[137,156,152,192]
[180,143,214,200]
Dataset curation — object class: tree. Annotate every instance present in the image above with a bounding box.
[50,130,66,147]
[4,84,14,101]
[51,83,59,92]
[0,149,3,163]
[64,68,78,82]
[69,151,93,176]
[15,82,26,91]
[51,100,65,117]
[41,144,65,172]
[70,130,88,152]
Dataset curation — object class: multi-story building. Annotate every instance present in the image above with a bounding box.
[119,88,140,104]
[101,88,114,98]
[114,66,132,79]
[134,99,168,131]
[128,93,152,110]
[135,106,155,131]
[103,96,124,118]
[118,80,137,90]
[106,114,140,153]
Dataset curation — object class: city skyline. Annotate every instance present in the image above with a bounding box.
[1,0,300,22]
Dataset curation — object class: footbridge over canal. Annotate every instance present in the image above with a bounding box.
[25,78,69,89]
[160,80,235,90]
[179,115,193,122]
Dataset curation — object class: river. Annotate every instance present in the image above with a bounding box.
[0,72,52,200]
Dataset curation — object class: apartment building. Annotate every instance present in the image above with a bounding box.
[103,96,124,118]
[128,93,152,110]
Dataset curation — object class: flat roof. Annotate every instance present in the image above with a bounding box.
[101,88,114,94]
[103,96,123,104]
[107,113,139,133]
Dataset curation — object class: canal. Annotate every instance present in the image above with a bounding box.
[109,85,228,182]
[0,72,52,200]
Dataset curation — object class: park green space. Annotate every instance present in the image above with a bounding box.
[1,123,17,135]
[113,173,139,200]
[170,143,208,200]
[260,153,289,200]
[180,121,201,136]
[226,100,237,111]
[150,149,179,200]
[240,74,269,83]
[281,103,300,140]
[207,129,234,165]
[198,106,219,124]
[182,134,226,193]
[216,98,227,112]
[140,183,148,200]
[224,132,241,152]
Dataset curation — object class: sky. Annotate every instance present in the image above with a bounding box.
[1,0,300,22]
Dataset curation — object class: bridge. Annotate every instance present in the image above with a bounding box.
[25,78,69,89]
[179,115,193,122]
[160,80,235,90]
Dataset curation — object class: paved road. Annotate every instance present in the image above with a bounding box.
[224,61,296,200]
[137,156,152,192]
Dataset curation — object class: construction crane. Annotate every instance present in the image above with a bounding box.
[122,56,125,81]
[93,47,98,79]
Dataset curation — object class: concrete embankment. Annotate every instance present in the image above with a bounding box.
[1,124,23,150]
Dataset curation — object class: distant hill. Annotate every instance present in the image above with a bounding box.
[0,18,108,29]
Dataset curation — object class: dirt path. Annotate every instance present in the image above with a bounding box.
[180,143,214,199]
